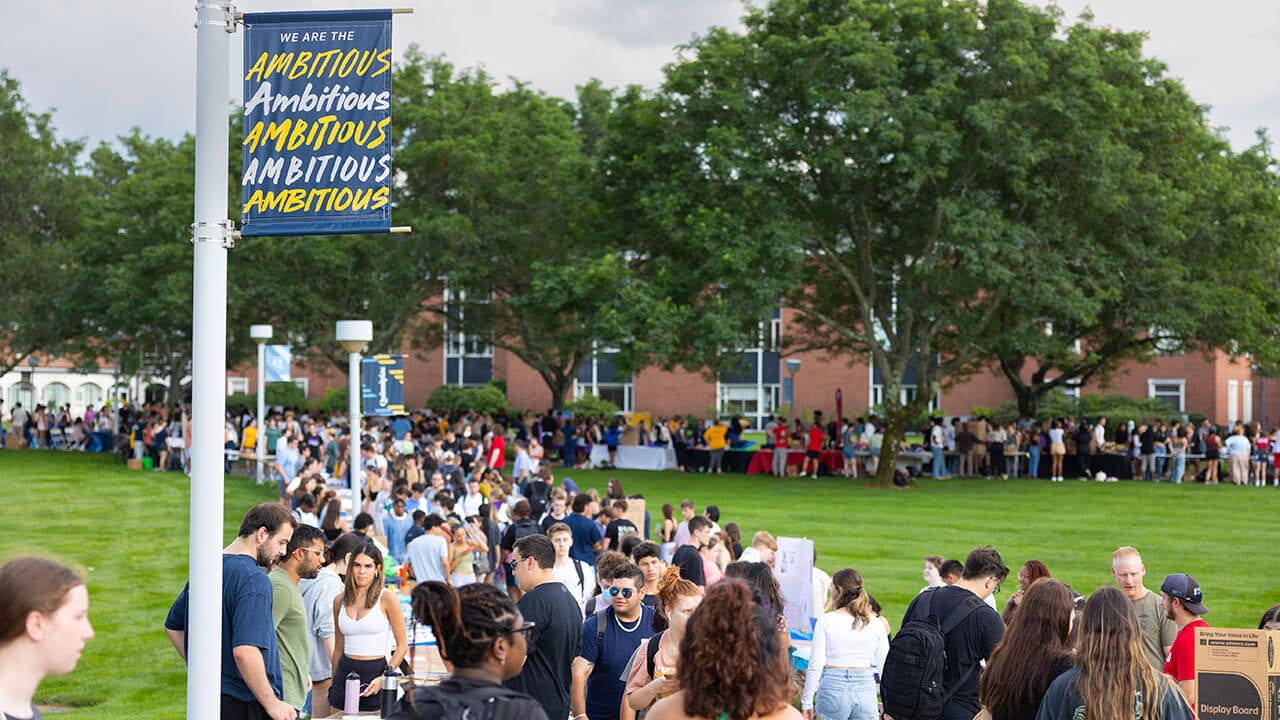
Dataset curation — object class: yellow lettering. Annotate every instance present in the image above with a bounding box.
[265,120,291,153]
[244,52,269,82]
[287,51,314,80]
[370,186,390,210]
[285,119,310,151]
[281,189,308,213]
[266,53,292,80]
[370,48,393,78]
[365,117,392,149]
[243,121,264,153]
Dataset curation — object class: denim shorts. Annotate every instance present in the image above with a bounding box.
[814,667,878,720]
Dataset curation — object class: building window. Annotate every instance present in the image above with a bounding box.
[717,321,781,429]
[1147,379,1186,413]
[870,383,939,412]
[76,383,103,409]
[1062,379,1082,400]
[1227,379,1239,425]
[718,383,779,421]
[227,377,250,396]
[8,383,34,410]
[43,382,70,409]
[293,378,309,396]
[575,348,634,413]
[443,286,493,386]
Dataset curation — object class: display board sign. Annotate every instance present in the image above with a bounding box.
[776,536,815,632]
[241,9,393,236]
[361,354,405,416]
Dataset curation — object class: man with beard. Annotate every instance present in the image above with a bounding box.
[165,503,298,720]
[270,524,326,714]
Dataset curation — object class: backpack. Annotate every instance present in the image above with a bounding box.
[525,481,551,518]
[881,587,986,720]
[510,518,542,543]
[390,682,528,720]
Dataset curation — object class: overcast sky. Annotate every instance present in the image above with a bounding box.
[1,1,1275,152]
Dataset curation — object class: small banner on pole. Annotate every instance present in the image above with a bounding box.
[240,9,393,237]
[264,345,292,382]
[361,354,404,416]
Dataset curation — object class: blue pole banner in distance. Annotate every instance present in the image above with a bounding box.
[361,354,405,417]
[264,344,292,382]
[241,9,393,237]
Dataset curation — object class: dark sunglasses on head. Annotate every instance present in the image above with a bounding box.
[607,587,635,599]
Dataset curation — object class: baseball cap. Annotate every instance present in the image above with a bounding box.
[1161,573,1208,615]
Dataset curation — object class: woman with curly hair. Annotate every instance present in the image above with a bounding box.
[624,566,705,718]
[647,580,800,720]
[388,581,547,719]
[725,561,790,647]
[801,569,888,720]
[1000,559,1051,625]
[979,579,1074,720]
[1035,586,1191,720]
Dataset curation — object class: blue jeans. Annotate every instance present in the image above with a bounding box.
[1028,445,1041,479]
[1170,453,1186,484]
[814,667,878,720]
[931,447,946,477]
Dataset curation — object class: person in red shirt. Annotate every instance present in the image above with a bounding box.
[799,421,825,478]
[770,420,790,477]
[1161,573,1209,712]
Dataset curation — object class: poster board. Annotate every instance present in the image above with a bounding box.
[775,536,815,633]
[1194,626,1280,720]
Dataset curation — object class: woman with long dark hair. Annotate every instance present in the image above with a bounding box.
[979,579,1074,720]
[1035,586,1191,720]
[387,581,547,719]
[647,580,799,720]
[328,541,408,712]
[0,558,94,720]
[801,569,888,720]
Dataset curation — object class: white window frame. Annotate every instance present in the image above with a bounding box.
[1147,378,1186,413]
[1243,380,1254,423]
[1227,379,1240,425]
[575,347,634,413]
[870,383,939,412]
[42,382,71,409]
[442,286,494,386]
[292,377,309,396]
[227,377,250,396]
[76,383,104,408]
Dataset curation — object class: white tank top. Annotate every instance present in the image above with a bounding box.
[339,595,391,657]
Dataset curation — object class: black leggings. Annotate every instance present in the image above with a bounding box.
[328,655,388,712]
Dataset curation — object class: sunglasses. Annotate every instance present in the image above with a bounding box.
[506,621,537,635]
[607,587,636,599]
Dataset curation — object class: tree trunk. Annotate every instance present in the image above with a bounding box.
[547,374,572,411]
[871,409,911,488]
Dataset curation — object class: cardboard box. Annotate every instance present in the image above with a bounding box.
[3,434,21,450]
[1194,626,1279,720]
[127,458,143,470]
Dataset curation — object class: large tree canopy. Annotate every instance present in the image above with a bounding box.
[606,0,1280,484]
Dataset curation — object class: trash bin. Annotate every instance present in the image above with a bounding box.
[142,457,153,471]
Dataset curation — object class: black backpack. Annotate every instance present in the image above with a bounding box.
[881,588,985,720]
[525,481,551,518]
[511,518,543,542]
[389,682,529,720]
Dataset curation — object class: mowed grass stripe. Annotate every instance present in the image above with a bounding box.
[1,453,1275,718]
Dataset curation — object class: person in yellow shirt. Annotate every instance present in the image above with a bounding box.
[703,419,729,474]
[240,418,259,478]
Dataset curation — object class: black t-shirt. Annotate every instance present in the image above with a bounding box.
[605,519,638,551]
[671,544,705,586]
[505,581,583,720]
[1140,429,1156,454]
[901,585,1004,720]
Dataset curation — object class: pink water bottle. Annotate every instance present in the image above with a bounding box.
[344,671,361,715]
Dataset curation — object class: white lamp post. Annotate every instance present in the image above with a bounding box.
[249,325,272,484]
[786,358,802,429]
[336,320,372,516]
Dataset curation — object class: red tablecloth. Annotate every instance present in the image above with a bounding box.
[746,448,844,475]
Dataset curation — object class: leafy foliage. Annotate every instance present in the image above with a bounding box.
[425,381,507,415]
[564,392,621,419]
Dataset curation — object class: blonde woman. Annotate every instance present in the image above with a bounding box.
[801,569,888,720]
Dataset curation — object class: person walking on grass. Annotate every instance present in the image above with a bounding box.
[800,420,824,478]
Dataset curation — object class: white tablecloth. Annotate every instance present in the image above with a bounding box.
[589,444,678,471]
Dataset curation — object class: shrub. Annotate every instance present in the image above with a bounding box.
[226,382,307,412]
[565,393,620,418]
[426,381,508,416]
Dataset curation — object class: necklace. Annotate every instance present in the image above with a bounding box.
[614,611,642,633]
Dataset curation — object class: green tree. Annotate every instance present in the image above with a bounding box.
[607,0,1278,486]
[392,51,636,409]
[0,71,86,376]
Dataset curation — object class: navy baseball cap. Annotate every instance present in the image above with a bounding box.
[1161,573,1208,615]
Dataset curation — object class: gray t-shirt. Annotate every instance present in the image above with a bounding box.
[299,566,345,681]
[1131,588,1179,671]
[406,533,449,583]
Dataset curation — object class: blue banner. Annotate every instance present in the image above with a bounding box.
[361,354,405,416]
[241,9,393,237]
[264,345,292,382]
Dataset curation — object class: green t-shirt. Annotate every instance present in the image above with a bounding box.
[269,568,309,708]
[1131,588,1179,672]
[265,427,282,454]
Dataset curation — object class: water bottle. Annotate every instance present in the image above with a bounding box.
[380,667,400,718]
[344,671,361,715]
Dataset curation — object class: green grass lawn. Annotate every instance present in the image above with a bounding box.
[2,450,1277,717]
